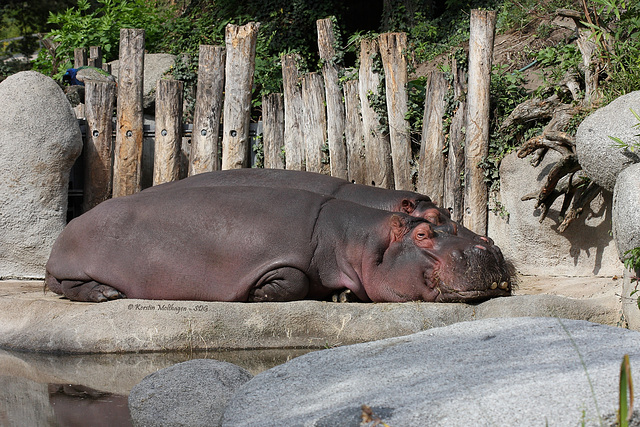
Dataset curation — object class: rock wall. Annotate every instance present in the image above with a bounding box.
[0,71,82,279]
[488,151,622,277]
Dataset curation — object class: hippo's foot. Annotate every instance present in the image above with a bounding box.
[249,267,309,302]
[331,289,360,303]
[60,280,126,303]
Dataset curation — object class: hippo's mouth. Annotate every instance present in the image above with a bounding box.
[431,280,512,303]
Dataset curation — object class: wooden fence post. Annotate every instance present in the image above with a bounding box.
[317,17,347,179]
[281,53,305,170]
[443,60,467,223]
[74,48,87,67]
[112,28,145,197]
[358,38,393,188]
[89,46,102,68]
[262,93,285,169]
[189,45,226,175]
[378,32,412,190]
[153,79,184,185]
[82,81,116,212]
[416,70,448,205]
[464,10,496,235]
[301,72,329,174]
[343,79,366,184]
[221,22,260,170]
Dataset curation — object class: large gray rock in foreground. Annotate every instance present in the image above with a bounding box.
[576,90,640,192]
[0,71,82,279]
[222,317,639,426]
[613,162,640,261]
[129,359,252,427]
[489,151,621,276]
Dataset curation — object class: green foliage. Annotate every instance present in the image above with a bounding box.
[618,354,634,427]
[33,0,178,78]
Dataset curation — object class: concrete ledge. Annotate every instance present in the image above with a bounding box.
[0,281,622,354]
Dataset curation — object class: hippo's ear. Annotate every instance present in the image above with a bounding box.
[400,199,416,214]
[389,215,410,242]
[412,223,435,249]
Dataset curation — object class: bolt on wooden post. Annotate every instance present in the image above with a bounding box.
[221,22,260,170]
[112,28,145,197]
[464,9,496,235]
[189,45,225,175]
[83,81,116,212]
[153,79,184,185]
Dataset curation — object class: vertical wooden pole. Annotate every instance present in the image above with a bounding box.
[416,70,448,205]
[112,28,145,197]
[343,79,366,184]
[281,53,305,170]
[464,10,496,235]
[74,48,87,68]
[301,72,329,174]
[378,32,412,190]
[189,45,226,175]
[221,22,260,170]
[317,17,347,179]
[88,46,102,68]
[443,60,467,223]
[82,81,116,212]
[153,79,184,185]
[262,93,285,169]
[358,38,393,188]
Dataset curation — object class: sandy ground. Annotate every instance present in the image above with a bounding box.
[515,274,622,301]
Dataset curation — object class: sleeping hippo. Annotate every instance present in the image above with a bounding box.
[146,168,484,242]
[45,185,512,303]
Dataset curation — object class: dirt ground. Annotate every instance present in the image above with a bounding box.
[515,274,622,301]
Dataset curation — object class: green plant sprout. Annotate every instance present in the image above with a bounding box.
[618,354,634,427]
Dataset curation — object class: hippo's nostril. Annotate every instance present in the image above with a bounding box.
[474,244,487,251]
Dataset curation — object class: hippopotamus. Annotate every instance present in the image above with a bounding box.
[146,168,480,242]
[45,185,512,303]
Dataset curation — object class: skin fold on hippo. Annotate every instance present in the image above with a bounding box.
[45,186,512,304]
[144,168,483,243]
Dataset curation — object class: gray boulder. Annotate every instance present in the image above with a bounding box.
[129,359,252,427]
[612,162,640,261]
[222,317,640,426]
[576,90,640,192]
[0,71,82,279]
[109,53,176,109]
[488,150,621,276]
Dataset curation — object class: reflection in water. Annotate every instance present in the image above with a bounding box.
[0,348,314,427]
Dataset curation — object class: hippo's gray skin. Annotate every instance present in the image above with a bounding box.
[45,186,512,303]
[147,168,482,243]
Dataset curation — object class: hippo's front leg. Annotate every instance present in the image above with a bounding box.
[248,267,310,302]
[60,280,127,302]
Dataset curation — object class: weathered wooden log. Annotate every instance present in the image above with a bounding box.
[262,93,285,169]
[343,79,366,184]
[112,28,145,198]
[443,61,467,223]
[189,45,226,175]
[153,79,184,185]
[317,17,347,179]
[301,72,329,174]
[281,53,305,170]
[358,37,393,188]
[463,9,496,235]
[82,81,116,212]
[221,22,260,170]
[74,48,87,67]
[416,70,448,205]
[378,32,412,190]
[88,46,102,68]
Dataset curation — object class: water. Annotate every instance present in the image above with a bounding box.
[0,347,314,426]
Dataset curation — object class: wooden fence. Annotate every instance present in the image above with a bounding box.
[74,10,496,235]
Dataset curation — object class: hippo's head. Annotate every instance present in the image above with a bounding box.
[365,215,513,303]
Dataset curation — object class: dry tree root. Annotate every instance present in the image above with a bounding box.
[499,7,611,232]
